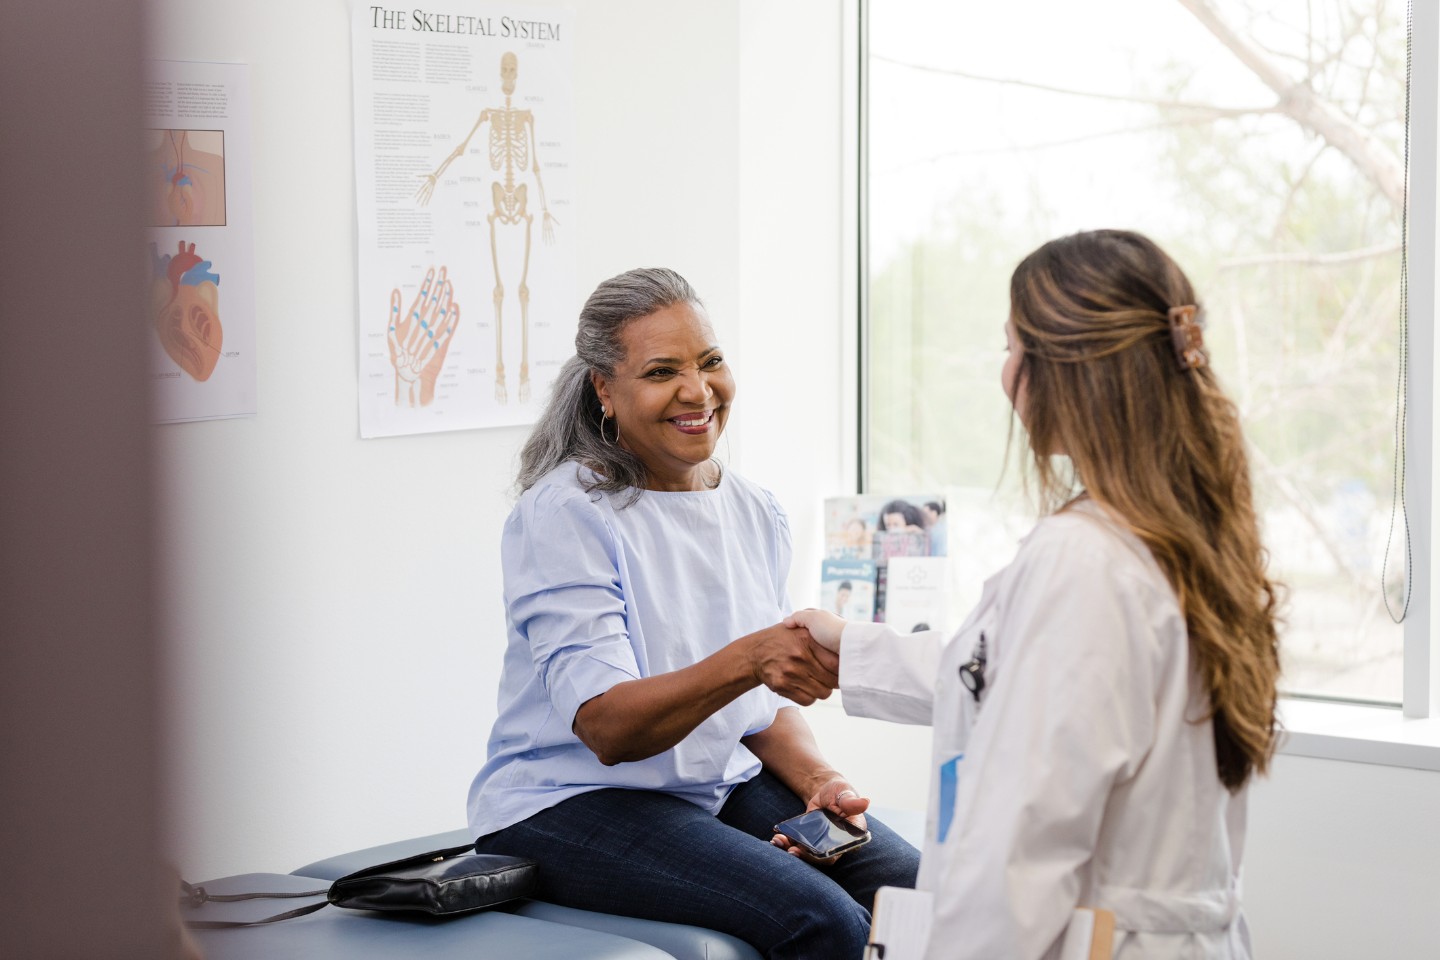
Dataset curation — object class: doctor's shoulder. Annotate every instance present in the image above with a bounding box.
[1035,501,1167,573]
[1008,504,1181,623]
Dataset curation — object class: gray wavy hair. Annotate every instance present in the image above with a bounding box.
[516,267,701,501]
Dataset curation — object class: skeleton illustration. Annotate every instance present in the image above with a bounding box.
[417,51,557,404]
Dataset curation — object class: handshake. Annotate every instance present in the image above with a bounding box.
[743,609,848,706]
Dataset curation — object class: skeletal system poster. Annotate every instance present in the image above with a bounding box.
[143,60,257,423]
[352,2,577,438]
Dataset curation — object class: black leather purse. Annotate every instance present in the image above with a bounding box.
[182,843,539,928]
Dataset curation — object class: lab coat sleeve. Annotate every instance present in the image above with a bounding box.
[926,527,1160,960]
[839,621,944,726]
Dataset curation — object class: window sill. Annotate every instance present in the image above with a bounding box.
[1278,698,1440,772]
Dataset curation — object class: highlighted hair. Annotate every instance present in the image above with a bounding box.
[1010,229,1281,791]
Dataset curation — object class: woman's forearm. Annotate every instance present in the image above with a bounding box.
[742,706,842,802]
[572,623,839,765]
[572,641,758,765]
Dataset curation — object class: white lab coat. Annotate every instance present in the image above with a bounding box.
[841,501,1252,960]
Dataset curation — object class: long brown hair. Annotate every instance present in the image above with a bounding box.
[1009,229,1281,791]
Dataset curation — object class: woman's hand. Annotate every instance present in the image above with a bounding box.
[784,608,846,654]
[744,623,838,705]
[771,775,871,865]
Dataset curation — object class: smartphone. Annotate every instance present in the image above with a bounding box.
[772,808,872,859]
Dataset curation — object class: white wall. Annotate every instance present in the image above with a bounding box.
[159,4,1440,958]
[735,0,850,603]
[158,0,865,882]
[1246,755,1440,958]
[158,0,744,878]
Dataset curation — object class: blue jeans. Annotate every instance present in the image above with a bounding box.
[474,770,920,959]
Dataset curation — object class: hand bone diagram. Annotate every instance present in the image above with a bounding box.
[388,266,460,407]
[150,241,222,382]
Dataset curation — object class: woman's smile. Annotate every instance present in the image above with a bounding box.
[667,408,716,434]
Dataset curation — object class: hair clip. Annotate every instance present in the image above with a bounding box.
[1168,305,1206,371]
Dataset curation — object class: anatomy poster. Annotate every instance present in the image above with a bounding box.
[352,2,578,438]
[143,60,256,422]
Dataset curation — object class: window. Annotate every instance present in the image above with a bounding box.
[862,0,1425,706]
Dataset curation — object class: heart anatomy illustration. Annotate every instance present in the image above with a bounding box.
[150,241,223,382]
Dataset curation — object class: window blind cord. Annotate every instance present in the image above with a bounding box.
[1382,0,1413,623]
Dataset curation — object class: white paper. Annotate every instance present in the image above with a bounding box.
[884,556,949,634]
[869,885,1112,960]
[143,60,257,423]
[351,1,578,438]
[1058,909,1097,960]
[868,886,933,960]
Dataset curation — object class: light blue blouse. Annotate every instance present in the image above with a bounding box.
[467,463,793,840]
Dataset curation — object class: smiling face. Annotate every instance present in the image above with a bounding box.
[591,302,734,491]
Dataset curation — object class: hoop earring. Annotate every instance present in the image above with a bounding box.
[598,408,618,445]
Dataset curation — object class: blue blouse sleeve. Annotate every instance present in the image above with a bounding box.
[502,483,641,726]
[763,487,794,614]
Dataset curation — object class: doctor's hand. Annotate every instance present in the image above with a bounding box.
[771,776,871,866]
[784,608,846,654]
[741,623,838,705]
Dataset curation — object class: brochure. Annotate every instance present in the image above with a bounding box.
[821,559,877,621]
[823,493,948,561]
[882,556,948,634]
[823,494,948,623]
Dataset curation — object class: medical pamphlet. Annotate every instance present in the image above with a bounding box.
[823,494,947,624]
[822,559,878,621]
[882,556,948,634]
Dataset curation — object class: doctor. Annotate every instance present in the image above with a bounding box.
[786,230,1280,959]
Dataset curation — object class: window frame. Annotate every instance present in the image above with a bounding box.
[852,0,1440,728]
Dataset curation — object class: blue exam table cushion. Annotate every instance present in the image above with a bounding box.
[285,808,923,960]
[293,829,760,960]
[185,872,673,960]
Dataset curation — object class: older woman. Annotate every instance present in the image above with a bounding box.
[469,268,918,958]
